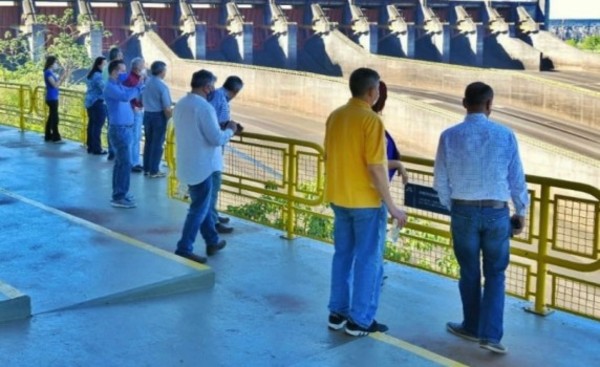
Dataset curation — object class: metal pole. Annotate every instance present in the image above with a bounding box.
[284,144,297,240]
[19,87,25,131]
[526,183,553,315]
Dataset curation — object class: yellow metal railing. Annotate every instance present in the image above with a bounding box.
[166,126,325,239]
[166,125,600,322]
[0,82,89,141]
[2,81,600,322]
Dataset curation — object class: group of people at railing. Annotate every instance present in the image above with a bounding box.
[41,48,245,265]
[324,68,527,356]
[42,48,530,355]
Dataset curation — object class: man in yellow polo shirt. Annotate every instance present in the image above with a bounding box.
[325,68,408,336]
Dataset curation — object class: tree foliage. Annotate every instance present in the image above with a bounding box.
[0,9,93,86]
[566,35,600,52]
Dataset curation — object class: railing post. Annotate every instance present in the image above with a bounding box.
[165,123,177,199]
[80,101,87,144]
[18,86,25,131]
[525,183,553,315]
[283,144,297,240]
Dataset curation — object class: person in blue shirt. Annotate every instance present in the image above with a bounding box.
[142,61,173,178]
[370,80,408,284]
[371,81,408,184]
[103,47,124,161]
[84,56,107,155]
[433,82,529,355]
[104,60,144,209]
[208,75,244,234]
[43,56,63,143]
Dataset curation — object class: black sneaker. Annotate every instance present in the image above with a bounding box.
[328,313,347,330]
[446,322,479,342]
[174,251,207,264]
[206,240,226,256]
[218,216,230,224]
[345,320,388,336]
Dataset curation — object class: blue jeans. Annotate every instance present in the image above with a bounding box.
[450,204,511,344]
[176,176,219,254]
[210,171,222,224]
[108,125,133,201]
[86,100,106,153]
[143,111,167,174]
[130,109,143,166]
[328,203,386,328]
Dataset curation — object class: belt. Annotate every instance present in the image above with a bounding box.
[452,199,507,209]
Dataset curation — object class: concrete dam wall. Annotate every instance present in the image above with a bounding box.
[317,30,600,131]
[136,30,600,189]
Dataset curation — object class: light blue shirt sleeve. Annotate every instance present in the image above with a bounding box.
[507,134,529,216]
[433,133,451,210]
[200,105,234,146]
[160,83,172,110]
[209,88,231,123]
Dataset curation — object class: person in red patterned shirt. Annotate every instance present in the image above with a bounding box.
[122,57,146,173]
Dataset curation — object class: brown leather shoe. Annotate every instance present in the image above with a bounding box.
[206,240,226,256]
[215,223,234,234]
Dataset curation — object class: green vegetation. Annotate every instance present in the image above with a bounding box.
[226,181,460,277]
[566,35,600,52]
[0,9,108,87]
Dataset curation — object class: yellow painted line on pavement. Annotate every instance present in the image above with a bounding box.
[0,187,209,272]
[370,332,469,367]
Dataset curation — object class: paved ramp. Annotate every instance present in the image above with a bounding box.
[0,169,213,318]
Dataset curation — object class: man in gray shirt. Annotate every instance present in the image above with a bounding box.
[142,61,172,178]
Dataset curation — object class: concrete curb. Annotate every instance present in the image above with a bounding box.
[48,271,215,312]
[0,281,31,322]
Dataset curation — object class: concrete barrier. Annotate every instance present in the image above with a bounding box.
[319,30,599,130]
[138,29,600,130]
[0,281,31,322]
[484,33,541,70]
[527,31,600,72]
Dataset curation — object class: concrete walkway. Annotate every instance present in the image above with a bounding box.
[0,126,599,367]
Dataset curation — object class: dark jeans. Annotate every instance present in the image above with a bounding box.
[143,111,168,174]
[44,100,61,141]
[209,171,222,224]
[86,100,106,153]
[108,124,133,201]
[450,204,511,344]
[176,176,219,255]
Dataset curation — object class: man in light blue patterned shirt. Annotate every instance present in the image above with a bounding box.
[433,82,528,355]
[208,76,244,234]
